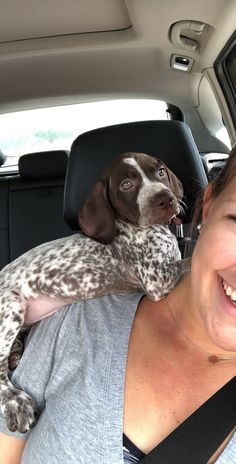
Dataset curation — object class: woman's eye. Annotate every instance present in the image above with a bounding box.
[120,179,133,190]
[157,167,166,177]
[227,215,236,221]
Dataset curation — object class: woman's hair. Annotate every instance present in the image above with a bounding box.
[193,144,236,223]
[186,144,236,256]
[210,144,236,197]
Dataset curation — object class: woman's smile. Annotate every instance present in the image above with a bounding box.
[218,274,236,317]
[221,277,236,304]
[205,274,236,351]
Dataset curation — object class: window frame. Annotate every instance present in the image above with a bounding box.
[215,31,236,128]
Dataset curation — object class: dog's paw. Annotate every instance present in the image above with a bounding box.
[2,390,38,433]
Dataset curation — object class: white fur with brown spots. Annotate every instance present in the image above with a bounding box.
[0,152,187,433]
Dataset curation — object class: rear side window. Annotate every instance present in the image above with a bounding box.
[0,99,167,169]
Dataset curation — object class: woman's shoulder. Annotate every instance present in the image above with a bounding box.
[26,291,143,346]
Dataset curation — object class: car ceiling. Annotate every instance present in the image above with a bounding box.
[0,0,235,114]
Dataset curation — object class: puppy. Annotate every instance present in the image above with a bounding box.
[1,152,186,433]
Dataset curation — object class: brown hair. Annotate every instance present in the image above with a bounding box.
[186,145,236,256]
[193,144,236,223]
[210,144,236,197]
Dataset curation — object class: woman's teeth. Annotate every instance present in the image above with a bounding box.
[222,279,236,302]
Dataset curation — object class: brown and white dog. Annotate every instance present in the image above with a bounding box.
[0,152,186,433]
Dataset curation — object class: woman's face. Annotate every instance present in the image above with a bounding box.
[191,177,236,352]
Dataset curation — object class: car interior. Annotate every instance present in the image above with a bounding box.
[0,1,236,461]
[0,0,235,271]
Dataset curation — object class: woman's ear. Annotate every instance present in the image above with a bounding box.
[202,184,214,223]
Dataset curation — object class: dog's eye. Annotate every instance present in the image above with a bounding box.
[120,179,133,190]
[157,167,166,177]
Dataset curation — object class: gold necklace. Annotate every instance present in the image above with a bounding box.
[166,299,236,364]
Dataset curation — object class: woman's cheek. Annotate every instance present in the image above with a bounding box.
[193,228,236,276]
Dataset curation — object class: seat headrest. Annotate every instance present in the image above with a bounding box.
[64,120,208,230]
[19,150,69,180]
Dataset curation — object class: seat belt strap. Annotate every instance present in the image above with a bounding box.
[141,376,236,464]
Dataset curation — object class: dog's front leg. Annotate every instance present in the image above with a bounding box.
[0,290,38,432]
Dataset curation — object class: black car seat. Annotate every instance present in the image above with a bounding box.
[64,120,208,256]
[8,150,72,263]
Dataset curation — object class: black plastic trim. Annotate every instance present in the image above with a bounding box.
[166,103,184,121]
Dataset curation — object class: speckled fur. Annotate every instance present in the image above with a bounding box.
[0,152,186,432]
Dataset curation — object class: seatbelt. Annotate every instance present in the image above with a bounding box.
[141,376,236,464]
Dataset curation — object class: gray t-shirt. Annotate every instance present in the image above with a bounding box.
[0,293,235,463]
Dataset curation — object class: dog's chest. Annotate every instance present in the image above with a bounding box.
[115,223,180,267]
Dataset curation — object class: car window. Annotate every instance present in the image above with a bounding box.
[0,99,167,169]
[215,31,236,129]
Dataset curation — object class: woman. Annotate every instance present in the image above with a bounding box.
[0,148,236,463]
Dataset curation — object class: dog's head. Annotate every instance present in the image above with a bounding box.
[78,152,184,244]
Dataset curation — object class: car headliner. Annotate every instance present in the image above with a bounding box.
[0,0,235,115]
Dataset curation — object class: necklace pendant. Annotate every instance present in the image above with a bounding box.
[208,355,219,364]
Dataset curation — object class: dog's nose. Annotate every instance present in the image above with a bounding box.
[155,192,175,210]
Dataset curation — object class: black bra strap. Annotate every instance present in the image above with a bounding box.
[141,376,236,464]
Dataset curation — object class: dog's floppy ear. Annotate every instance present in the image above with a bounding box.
[165,165,184,200]
[78,181,117,244]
